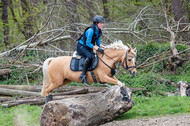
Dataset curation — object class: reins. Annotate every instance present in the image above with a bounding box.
[98,55,116,75]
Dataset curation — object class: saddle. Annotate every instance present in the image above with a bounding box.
[70,51,99,71]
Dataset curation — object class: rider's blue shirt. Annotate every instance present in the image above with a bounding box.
[78,25,101,49]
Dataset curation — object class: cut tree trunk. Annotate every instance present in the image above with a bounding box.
[40,86,134,126]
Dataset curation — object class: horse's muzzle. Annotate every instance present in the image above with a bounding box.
[130,71,136,76]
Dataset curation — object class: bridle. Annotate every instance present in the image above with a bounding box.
[123,51,136,72]
[99,50,136,75]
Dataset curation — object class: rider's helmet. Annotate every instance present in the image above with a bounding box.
[93,15,105,24]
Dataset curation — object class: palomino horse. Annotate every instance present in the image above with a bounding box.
[41,40,137,101]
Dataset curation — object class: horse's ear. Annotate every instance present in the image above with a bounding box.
[128,48,131,53]
[133,48,136,52]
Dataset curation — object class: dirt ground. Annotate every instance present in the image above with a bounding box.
[101,114,190,126]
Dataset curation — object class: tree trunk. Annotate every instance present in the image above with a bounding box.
[64,0,80,51]
[102,0,110,22]
[21,0,34,40]
[86,0,94,21]
[171,0,185,23]
[9,0,34,40]
[40,86,134,126]
[1,0,9,46]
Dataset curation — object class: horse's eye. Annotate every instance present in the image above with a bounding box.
[128,59,131,61]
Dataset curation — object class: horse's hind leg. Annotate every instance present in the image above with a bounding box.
[45,79,71,103]
[44,82,61,103]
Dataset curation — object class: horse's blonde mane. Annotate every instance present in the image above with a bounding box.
[106,40,129,50]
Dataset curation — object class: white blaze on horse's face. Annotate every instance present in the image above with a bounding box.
[131,50,136,65]
[126,48,137,76]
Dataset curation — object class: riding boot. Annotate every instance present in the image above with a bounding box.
[79,58,91,84]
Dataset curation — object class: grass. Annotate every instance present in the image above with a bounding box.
[0,105,42,126]
[116,95,190,120]
[0,96,190,125]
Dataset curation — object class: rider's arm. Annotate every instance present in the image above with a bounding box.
[96,37,101,47]
[85,28,94,49]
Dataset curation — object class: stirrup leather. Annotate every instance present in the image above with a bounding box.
[80,75,88,84]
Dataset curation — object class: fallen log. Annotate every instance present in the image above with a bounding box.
[0,96,13,102]
[0,85,42,92]
[0,85,144,94]
[156,76,177,87]
[1,95,75,107]
[0,87,108,107]
[40,86,134,126]
[0,69,12,76]
[0,88,40,96]
[0,85,106,93]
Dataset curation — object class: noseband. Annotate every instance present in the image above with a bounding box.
[123,51,136,71]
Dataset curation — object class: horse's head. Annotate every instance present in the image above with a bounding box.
[122,47,137,76]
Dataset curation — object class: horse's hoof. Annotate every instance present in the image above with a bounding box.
[122,96,130,102]
[45,94,53,104]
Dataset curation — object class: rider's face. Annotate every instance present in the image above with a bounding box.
[97,22,104,29]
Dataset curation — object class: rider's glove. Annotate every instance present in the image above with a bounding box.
[97,48,104,54]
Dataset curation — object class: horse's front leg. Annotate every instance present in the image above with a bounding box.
[101,75,124,87]
[100,75,131,101]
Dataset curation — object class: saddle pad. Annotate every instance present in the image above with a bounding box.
[70,55,99,71]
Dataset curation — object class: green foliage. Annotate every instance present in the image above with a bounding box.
[176,44,188,52]
[136,42,170,63]
[116,96,190,120]
[117,71,176,95]
[163,60,190,83]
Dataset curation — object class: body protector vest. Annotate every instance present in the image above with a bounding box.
[78,25,102,46]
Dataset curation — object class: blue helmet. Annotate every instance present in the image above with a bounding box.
[93,15,105,23]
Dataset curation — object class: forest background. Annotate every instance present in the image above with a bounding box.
[0,0,190,89]
[0,0,190,125]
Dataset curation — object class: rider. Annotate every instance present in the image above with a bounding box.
[77,15,105,84]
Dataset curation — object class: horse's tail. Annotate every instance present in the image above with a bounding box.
[41,57,54,97]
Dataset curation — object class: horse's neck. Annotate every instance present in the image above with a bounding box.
[102,49,125,63]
